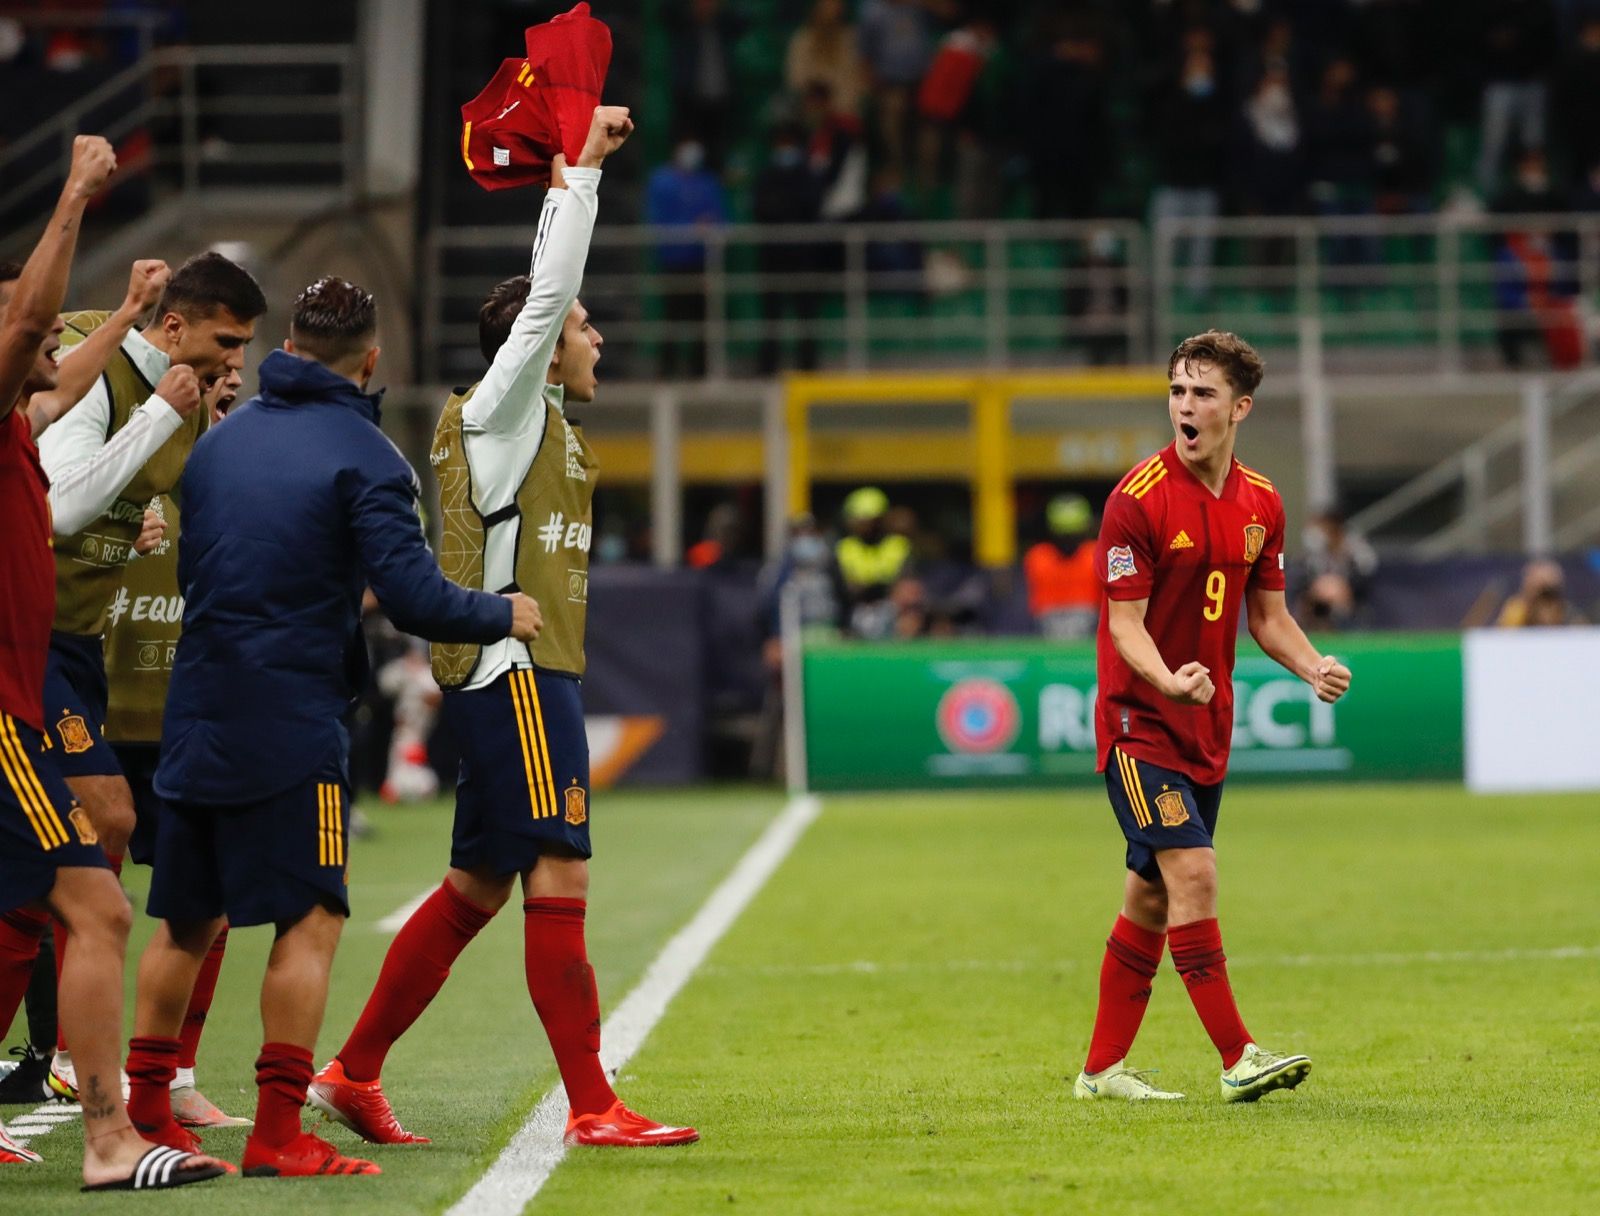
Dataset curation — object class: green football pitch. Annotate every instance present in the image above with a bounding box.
[3,783,1597,1215]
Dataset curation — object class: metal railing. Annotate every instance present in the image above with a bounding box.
[0,43,361,248]
[424,219,1149,383]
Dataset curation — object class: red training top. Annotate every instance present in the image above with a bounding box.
[0,406,54,731]
[1094,444,1286,785]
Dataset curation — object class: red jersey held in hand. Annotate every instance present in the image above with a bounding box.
[0,406,55,731]
[1093,444,1286,785]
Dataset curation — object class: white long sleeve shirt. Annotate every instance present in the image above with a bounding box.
[39,329,182,536]
[459,166,601,691]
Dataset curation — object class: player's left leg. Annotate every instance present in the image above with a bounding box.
[1156,780,1310,1102]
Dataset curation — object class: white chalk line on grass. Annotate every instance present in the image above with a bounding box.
[445,793,824,1216]
[696,943,1600,980]
[3,1101,82,1148]
[377,887,434,934]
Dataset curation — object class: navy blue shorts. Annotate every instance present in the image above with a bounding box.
[148,759,351,928]
[443,668,590,875]
[43,631,120,780]
[0,712,111,915]
[115,744,162,866]
[1104,746,1223,883]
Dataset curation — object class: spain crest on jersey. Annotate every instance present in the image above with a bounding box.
[1155,790,1190,827]
[1243,523,1266,565]
[68,806,99,846]
[564,783,588,825]
[1106,545,1138,582]
[56,713,93,754]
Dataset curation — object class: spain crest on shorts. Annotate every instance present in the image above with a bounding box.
[1155,790,1190,827]
[56,713,93,755]
[1243,523,1266,565]
[68,805,99,846]
[564,783,588,826]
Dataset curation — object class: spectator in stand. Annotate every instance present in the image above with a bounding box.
[1023,18,1111,220]
[1306,57,1378,278]
[1299,508,1378,627]
[1024,494,1099,640]
[646,132,730,379]
[802,80,868,220]
[853,167,923,299]
[1553,17,1600,192]
[686,502,745,569]
[1491,147,1579,367]
[1233,64,1307,293]
[1368,85,1437,217]
[1147,31,1227,301]
[1474,0,1558,196]
[754,120,825,375]
[915,11,999,218]
[669,0,743,171]
[835,486,912,635]
[859,0,937,178]
[1496,558,1586,625]
[787,0,866,119]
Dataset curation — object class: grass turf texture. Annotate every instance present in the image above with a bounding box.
[5,784,1599,1214]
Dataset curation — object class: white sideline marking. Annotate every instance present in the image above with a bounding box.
[446,794,823,1216]
[696,943,1600,979]
[5,1101,78,1145]
[377,887,434,933]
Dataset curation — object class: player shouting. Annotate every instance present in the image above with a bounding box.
[1073,331,1351,1103]
[310,105,698,1149]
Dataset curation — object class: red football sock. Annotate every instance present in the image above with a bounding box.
[178,928,229,1070]
[51,854,120,1054]
[1084,914,1166,1075]
[126,1035,180,1134]
[0,909,47,1040]
[523,898,615,1117]
[338,882,495,1082]
[1169,918,1252,1068]
[253,1042,314,1149]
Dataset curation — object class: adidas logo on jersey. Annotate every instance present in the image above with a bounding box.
[1169,530,1195,550]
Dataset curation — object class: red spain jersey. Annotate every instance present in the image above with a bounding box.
[1094,443,1286,784]
[0,406,54,731]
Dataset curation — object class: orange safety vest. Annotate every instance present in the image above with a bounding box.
[1023,539,1098,617]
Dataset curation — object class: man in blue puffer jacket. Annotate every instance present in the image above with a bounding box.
[128,277,541,1178]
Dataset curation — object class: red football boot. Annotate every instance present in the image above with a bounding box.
[306,1058,429,1145]
[241,1130,380,1177]
[564,1100,699,1147]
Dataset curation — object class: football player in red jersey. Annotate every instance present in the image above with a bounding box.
[1073,330,1351,1103]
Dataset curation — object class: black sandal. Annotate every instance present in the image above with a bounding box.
[80,1144,228,1192]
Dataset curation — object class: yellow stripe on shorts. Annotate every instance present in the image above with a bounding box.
[508,671,549,819]
[523,672,559,821]
[1117,748,1152,829]
[0,715,67,849]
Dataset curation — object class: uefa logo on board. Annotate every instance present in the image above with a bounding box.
[935,678,1021,755]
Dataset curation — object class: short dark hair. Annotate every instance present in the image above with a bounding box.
[290,276,377,369]
[1167,329,1265,397]
[156,251,267,324]
[478,275,530,363]
[0,260,22,285]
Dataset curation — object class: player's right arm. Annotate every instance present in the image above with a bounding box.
[29,259,169,438]
[0,136,115,417]
[1098,475,1213,705]
[464,105,633,438]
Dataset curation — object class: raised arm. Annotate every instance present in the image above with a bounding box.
[464,105,633,437]
[29,259,169,438]
[1107,597,1215,705]
[0,136,116,417]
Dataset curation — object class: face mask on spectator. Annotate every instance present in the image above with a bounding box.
[773,145,804,168]
[791,535,829,565]
[674,141,706,172]
[1184,73,1214,98]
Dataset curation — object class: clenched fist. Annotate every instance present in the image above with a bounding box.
[504,592,544,642]
[576,105,634,169]
[122,259,169,318]
[1165,660,1215,706]
[133,508,167,556]
[66,135,118,200]
[154,364,201,418]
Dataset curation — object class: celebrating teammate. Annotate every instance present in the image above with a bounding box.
[35,249,267,1101]
[309,105,697,1150]
[0,135,225,1190]
[1073,330,1352,1103]
[126,276,540,1177]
